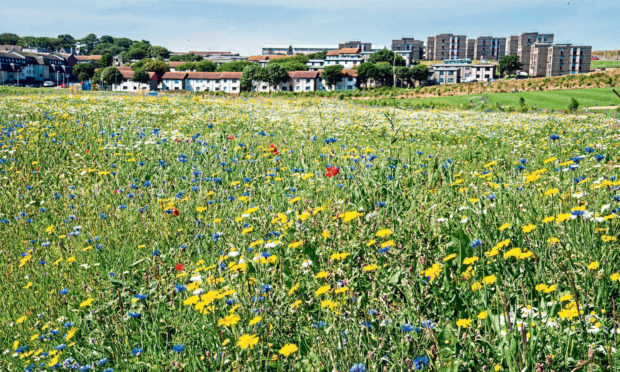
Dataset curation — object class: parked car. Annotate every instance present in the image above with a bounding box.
[43,81,55,87]
[59,84,68,88]
[591,56,600,60]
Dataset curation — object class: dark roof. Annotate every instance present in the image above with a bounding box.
[288,71,320,79]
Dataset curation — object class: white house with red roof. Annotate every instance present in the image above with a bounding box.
[160,71,187,90]
[112,69,159,92]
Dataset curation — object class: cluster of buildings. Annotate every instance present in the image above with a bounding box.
[0,45,74,85]
[0,31,594,91]
[112,67,358,93]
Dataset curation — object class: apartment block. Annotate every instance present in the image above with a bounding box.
[506,35,518,56]
[339,41,372,52]
[426,34,467,60]
[391,37,424,62]
[430,63,496,84]
[426,37,435,60]
[466,39,475,59]
[472,36,506,60]
[517,32,554,70]
[529,43,551,77]
[392,38,424,66]
[546,44,591,77]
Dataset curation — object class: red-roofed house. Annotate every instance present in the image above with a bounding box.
[289,70,320,92]
[246,54,289,67]
[161,72,187,90]
[168,61,188,71]
[75,55,102,64]
[324,48,363,69]
[184,71,242,93]
[112,70,159,92]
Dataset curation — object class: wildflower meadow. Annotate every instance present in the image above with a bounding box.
[0,91,618,371]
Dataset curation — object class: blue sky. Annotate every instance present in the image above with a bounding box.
[0,0,618,54]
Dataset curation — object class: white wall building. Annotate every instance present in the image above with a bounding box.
[112,70,159,92]
[184,72,242,93]
[160,72,187,91]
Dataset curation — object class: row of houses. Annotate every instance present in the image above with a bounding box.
[111,69,358,93]
[0,48,73,85]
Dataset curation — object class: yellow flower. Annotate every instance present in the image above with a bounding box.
[289,196,301,204]
[79,298,94,308]
[611,273,620,281]
[456,318,472,328]
[542,216,555,223]
[249,316,262,326]
[522,224,536,233]
[376,229,392,238]
[218,314,241,327]
[65,328,78,341]
[291,300,302,309]
[443,253,457,262]
[45,225,55,234]
[559,294,573,302]
[342,211,362,223]
[279,343,298,356]
[544,188,559,196]
[363,264,380,272]
[556,213,571,223]
[288,283,299,295]
[482,275,497,285]
[463,256,479,265]
[588,261,599,270]
[602,235,617,242]
[477,311,489,319]
[498,223,511,231]
[315,271,329,279]
[422,263,442,282]
[314,285,330,297]
[237,334,259,350]
[380,240,395,248]
[16,315,27,324]
[471,282,482,291]
[330,252,350,260]
[322,230,331,239]
[547,237,560,244]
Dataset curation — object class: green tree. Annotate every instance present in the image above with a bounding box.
[268,55,309,71]
[323,65,344,89]
[176,62,196,71]
[101,66,123,86]
[216,61,258,72]
[411,64,430,86]
[355,62,377,88]
[131,58,153,71]
[196,60,217,72]
[92,69,101,86]
[81,34,98,54]
[100,35,114,44]
[132,69,150,84]
[169,54,203,62]
[149,46,170,59]
[72,63,95,82]
[568,98,579,111]
[395,66,413,87]
[241,64,262,91]
[263,64,289,91]
[99,53,113,68]
[0,33,20,45]
[374,62,393,86]
[498,55,521,76]
[143,59,169,80]
[307,51,327,60]
[368,49,406,66]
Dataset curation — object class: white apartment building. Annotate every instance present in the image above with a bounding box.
[112,70,159,92]
[324,48,363,69]
[160,72,187,91]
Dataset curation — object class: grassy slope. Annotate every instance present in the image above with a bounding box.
[393,87,620,110]
[591,60,620,69]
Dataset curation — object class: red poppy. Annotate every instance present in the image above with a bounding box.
[325,166,340,177]
[270,144,279,155]
[175,264,185,272]
[173,209,180,217]
[85,150,90,154]
[113,189,118,194]
[227,135,235,140]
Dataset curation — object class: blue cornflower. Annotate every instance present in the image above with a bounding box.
[132,348,142,356]
[350,363,366,372]
[172,344,185,353]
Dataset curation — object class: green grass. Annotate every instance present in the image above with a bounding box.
[591,60,620,69]
[368,87,620,110]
